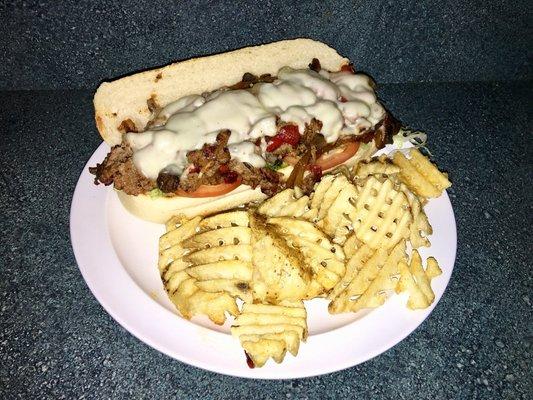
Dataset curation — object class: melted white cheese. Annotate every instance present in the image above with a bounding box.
[258,81,317,111]
[127,66,386,180]
[228,142,265,168]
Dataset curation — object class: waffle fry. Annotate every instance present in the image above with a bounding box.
[354,155,400,179]
[158,213,241,324]
[342,233,362,259]
[183,212,254,303]
[167,278,238,324]
[268,217,346,296]
[307,174,360,245]
[328,241,406,313]
[311,174,349,220]
[402,187,433,248]
[181,226,252,250]
[231,301,307,367]
[329,244,376,303]
[318,183,359,245]
[347,241,406,313]
[156,145,451,366]
[396,250,442,309]
[352,176,412,249]
[256,188,315,220]
[392,149,451,198]
[159,216,202,270]
[250,214,311,303]
[199,210,250,231]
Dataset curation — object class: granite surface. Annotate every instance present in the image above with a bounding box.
[1,81,531,399]
[1,0,530,90]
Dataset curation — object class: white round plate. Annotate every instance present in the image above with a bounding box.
[70,142,456,379]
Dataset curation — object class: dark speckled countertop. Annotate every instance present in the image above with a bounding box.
[1,1,531,399]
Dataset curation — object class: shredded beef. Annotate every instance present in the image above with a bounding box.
[157,171,181,193]
[355,112,401,149]
[374,112,401,148]
[271,143,294,157]
[242,72,258,84]
[229,72,276,90]
[269,118,323,160]
[303,118,322,143]
[259,74,276,83]
[178,172,201,192]
[275,119,323,165]
[179,130,233,191]
[89,143,155,195]
[229,160,283,196]
[186,130,231,168]
[258,167,283,196]
[229,161,259,185]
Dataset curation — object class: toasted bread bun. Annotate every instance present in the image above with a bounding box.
[116,185,267,224]
[94,39,349,223]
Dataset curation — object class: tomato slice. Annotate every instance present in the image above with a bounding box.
[315,141,360,171]
[176,177,242,198]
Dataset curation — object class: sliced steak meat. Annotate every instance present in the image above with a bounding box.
[89,143,155,195]
[229,160,262,187]
[258,167,284,196]
[229,72,276,90]
[180,130,234,192]
[355,111,400,149]
[302,118,323,145]
[179,172,203,192]
[157,171,181,193]
[258,74,276,83]
[374,112,401,149]
[229,160,284,196]
[270,143,294,157]
[186,130,231,169]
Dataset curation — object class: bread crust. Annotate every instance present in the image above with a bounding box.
[116,185,267,224]
[94,39,348,146]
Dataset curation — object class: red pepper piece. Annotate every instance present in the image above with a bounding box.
[266,124,301,152]
[266,135,284,152]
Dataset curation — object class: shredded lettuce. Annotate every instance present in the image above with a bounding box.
[149,188,164,199]
[266,159,286,171]
[393,127,432,156]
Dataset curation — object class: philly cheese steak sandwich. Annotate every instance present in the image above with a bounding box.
[90,39,400,223]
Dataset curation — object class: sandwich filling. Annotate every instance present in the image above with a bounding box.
[90,59,400,197]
